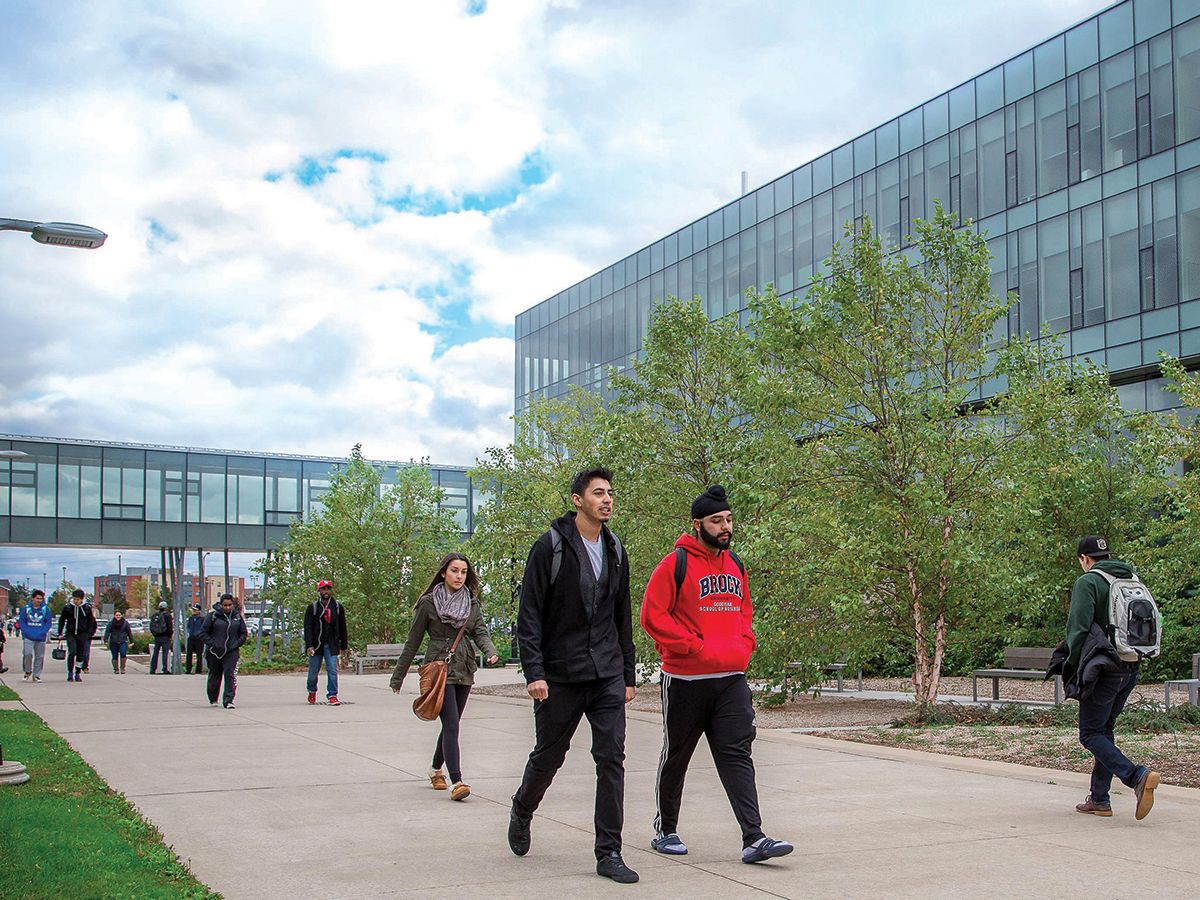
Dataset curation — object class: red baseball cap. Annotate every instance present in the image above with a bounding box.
[317,580,333,589]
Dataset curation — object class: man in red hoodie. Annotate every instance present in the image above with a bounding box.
[640,485,793,864]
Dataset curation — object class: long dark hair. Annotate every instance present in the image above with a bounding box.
[418,553,480,605]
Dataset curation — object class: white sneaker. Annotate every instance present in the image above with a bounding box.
[22,673,30,681]
[31,675,41,683]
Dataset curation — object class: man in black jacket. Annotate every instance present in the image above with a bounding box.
[509,467,638,884]
[149,601,174,674]
[1068,536,1160,820]
[57,589,98,682]
[202,593,248,708]
[303,579,349,705]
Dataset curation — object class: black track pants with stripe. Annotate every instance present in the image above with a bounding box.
[654,672,764,848]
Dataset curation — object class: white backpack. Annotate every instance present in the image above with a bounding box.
[1091,570,1162,662]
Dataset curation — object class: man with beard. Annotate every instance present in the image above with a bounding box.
[640,485,793,865]
[508,467,639,884]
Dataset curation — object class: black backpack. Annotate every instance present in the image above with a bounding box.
[545,527,624,585]
[150,612,169,636]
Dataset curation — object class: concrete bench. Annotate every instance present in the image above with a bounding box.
[973,647,1062,705]
[783,661,863,693]
[354,643,407,675]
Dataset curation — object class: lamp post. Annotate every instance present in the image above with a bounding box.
[0,218,106,249]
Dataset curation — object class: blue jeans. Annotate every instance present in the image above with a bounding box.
[306,644,339,698]
[1078,665,1145,804]
[110,641,128,661]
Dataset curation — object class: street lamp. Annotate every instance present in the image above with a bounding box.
[1,218,106,249]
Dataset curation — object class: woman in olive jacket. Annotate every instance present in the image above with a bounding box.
[391,553,499,801]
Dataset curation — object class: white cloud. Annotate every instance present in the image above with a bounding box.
[0,0,1107,476]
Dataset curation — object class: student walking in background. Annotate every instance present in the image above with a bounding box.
[641,485,793,865]
[57,589,98,682]
[149,601,174,674]
[18,589,53,682]
[203,593,247,708]
[391,554,499,801]
[304,579,349,705]
[104,610,133,674]
[185,604,206,674]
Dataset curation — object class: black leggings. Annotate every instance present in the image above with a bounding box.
[432,684,471,783]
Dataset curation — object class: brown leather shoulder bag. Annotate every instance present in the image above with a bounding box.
[412,621,469,721]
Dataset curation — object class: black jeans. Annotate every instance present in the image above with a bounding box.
[655,673,764,847]
[151,638,172,673]
[1078,665,1144,804]
[65,633,87,673]
[206,649,239,705]
[185,636,205,673]
[513,674,627,859]
[433,683,472,783]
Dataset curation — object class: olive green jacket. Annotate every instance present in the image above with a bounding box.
[390,595,499,688]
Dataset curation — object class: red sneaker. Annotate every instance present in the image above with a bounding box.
[327,696,341,706]
[307,692,316,705]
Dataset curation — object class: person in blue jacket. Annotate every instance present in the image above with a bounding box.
[18,589,54,682]
[185,603,207,674]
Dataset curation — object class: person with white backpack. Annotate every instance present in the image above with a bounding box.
[1068,536,1161,820]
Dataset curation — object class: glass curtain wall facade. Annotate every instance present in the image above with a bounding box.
[0,436,480,550]
[516,0,1200,418]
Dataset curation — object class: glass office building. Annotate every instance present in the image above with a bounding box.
[0,435,481,551]
[516,0,1200,419]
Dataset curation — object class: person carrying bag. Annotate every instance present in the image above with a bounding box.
[390,553,499,803]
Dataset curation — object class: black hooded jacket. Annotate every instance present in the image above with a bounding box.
[303,597,349,655]
[1046,622,1125,701]
[58,603,98,638]
[201,608,248,658]
[517,512,635,686]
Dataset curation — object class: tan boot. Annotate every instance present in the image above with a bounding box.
[429,769,448,790]
[112,660,119,674]
[1134,770,1160,821]
[120,658,126,674]
[451,782,471,801]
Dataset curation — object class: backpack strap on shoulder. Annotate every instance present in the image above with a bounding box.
[609,531,623,568]
[673,547,688,600]
[548,529,563,586]
[728,550,746,578]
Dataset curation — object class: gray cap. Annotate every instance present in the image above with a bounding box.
[158,601,168,609]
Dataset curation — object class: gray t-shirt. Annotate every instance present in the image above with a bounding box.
[581,533,604,579]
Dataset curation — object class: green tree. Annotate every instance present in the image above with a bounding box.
[102,586,129,615]
[262,446,460,648]
[752,208,1022,705]
[467,389,610,626]
[49,582,79,615]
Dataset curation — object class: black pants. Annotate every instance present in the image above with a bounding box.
[185,636,205,673]
[151,638,171,673]
[513,674,626,859]
[1079,664,1142,804]
[433,684,472,783]
[65,633,87,673]
[206,649,239,705]
[655,673,764,848]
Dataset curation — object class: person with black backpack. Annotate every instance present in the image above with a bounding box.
[149,601,174,674]
[1069,536,1161,820]
[508,466,639,885]
[640,485,793,865]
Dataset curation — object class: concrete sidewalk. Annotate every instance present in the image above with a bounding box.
[5,657,1200,899]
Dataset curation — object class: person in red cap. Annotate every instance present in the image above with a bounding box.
[304,579,348,705]
[640,485,793,865]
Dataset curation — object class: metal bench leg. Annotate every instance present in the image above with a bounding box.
[857,670,863,691]
[992,678,1000,702]
[972,675,978,703]
[835,671,843,692]
[1165,683,1171,706]
[1191,683,1198,706]
[1054,676,1062,706]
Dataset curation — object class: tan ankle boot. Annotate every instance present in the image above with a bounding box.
[112,660,119,674]
[120,658,126,674]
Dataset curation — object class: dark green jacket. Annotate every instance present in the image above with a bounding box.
[390,595,499,688]
[1066,558,1134,670]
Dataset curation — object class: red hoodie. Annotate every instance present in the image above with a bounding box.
[640,534,755,676]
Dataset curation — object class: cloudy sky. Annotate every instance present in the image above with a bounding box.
[1,0,1105,586]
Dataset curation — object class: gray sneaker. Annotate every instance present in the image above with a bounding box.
[742,837,793,864]
[650,832,688,855]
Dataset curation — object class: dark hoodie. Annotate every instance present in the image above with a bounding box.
[201,607,248,658]
[303,596,349,655]
[517,512,634,686]
[1066,558,1135,671]
[641,534,755,676]
[58,602,98,638]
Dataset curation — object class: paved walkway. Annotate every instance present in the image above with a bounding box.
[5,657,1200,899]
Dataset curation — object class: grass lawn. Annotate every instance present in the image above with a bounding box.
[0,683,18,701]
[0,710,218,899]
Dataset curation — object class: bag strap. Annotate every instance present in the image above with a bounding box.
[446,621,469,660]
[673,547,746,601]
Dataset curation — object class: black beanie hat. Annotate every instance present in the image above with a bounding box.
[692,485,731,520]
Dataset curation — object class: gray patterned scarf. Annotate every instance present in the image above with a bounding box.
[432,582,472,628]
